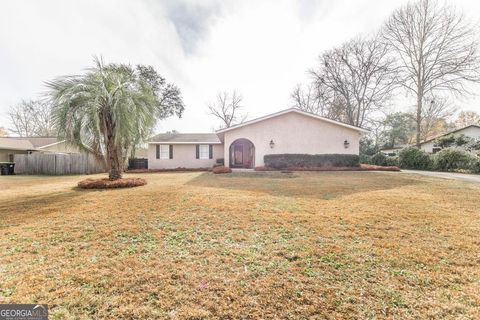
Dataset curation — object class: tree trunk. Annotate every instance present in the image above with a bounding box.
[416,87,423,147]
[105,131,123,180]
[108,152,123,180]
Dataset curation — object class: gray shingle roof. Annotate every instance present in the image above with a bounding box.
[0,137,35,150]
[149,133,221,144]
[2,137,61,148]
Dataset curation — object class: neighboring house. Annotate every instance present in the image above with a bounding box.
[0,137,81,162]
[419,125,480,153]
[380,145,407,156]
[148,108,368,169]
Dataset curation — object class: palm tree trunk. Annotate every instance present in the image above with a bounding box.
[104,122,123,180]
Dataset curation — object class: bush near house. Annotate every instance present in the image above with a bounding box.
[264,154,360,169]
[470,158,480,173]
[433,148,473,171]
[361,153,399,167]
[398,147,432,170]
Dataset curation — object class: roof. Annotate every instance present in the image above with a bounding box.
[420,125,480,145]
[0,137,36,151]
[216,108,369,134]
[3,137,63,149]
[149,133,222,144]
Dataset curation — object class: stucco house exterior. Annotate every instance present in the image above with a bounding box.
[419,125,480,153]
[148,108,368,169]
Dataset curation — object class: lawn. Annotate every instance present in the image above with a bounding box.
[0,171,479,319]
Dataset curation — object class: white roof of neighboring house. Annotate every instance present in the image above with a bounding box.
[0,136,65,150]
[216,108,369,134]
[419,125,480,145]
[149,133,222,144]
[0,137,36,151]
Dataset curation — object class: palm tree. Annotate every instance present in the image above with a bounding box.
[47,57,184,180]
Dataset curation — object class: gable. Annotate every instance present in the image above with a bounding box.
[216,108,368,134]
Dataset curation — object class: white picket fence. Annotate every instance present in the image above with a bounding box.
[14,153,105,175]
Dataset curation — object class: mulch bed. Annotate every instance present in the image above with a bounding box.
[212,166,232,174]
[78,178,147,189]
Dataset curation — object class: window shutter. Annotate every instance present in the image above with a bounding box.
[169,145,173,159]
[209,145,213,159]
[156,145,160,159]
[195,144,199,159]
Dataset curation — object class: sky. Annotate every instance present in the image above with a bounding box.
[1,0,479,134]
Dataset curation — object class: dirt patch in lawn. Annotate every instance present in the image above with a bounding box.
[0,172,479,319]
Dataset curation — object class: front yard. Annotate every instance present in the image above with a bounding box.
[0,171,479,319]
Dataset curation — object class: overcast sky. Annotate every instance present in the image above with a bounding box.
[1,0,479,134]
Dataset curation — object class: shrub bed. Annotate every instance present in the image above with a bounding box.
[433,148,472,171]
[78,178,147,189]
[212,166,232,174]
[264,154,360,169]
[398,147,432,170]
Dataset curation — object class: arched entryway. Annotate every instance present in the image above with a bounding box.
[229,138,255,168]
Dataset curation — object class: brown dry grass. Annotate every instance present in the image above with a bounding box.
[0,171,479,319]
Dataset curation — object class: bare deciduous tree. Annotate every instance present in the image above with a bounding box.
[419,97,456,140]
[453,110,480,129]
[310,35,397,127]
[290,83,321,114]
[383,0,480,146]
[0,127,8,137]
[8,99,56,137]
[207,90,247,129]
[290,83,347,121]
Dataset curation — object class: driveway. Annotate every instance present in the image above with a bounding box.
[401,169,480,183]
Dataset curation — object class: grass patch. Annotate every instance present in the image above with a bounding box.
[0,171,479,318]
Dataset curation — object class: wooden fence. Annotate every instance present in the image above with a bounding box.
[14,153,106,175]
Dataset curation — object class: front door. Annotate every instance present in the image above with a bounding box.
[233,144,243,166]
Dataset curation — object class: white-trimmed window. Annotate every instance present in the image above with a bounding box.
[159,145,170,159]
[199,144,209,159]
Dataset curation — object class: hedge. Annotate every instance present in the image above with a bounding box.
[360,153,398,167]
[433,148,472,171]
[264,154,360,169]
[398,147,432,170]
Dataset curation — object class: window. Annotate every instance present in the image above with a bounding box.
[199,144,209,159]
[157,145,170,159]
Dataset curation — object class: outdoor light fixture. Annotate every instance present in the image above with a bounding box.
[344,139,350,148]
[269,139,275,148]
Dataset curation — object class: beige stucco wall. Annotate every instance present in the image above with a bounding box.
[420,126,480,153]
[0,149,29,162]
[222,112,363,167]
[148,144,224,169]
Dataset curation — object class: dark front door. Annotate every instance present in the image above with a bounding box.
[233,145,243,166]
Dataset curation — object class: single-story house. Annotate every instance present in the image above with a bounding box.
[419,125,480,153]
[148,108,368,169]
[0,137,81,162]
[380,145,408,156]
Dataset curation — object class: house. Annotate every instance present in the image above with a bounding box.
[0,137,81,162]
[419,125,480,153]
[380,145,408,156]
[148,108,368,169]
